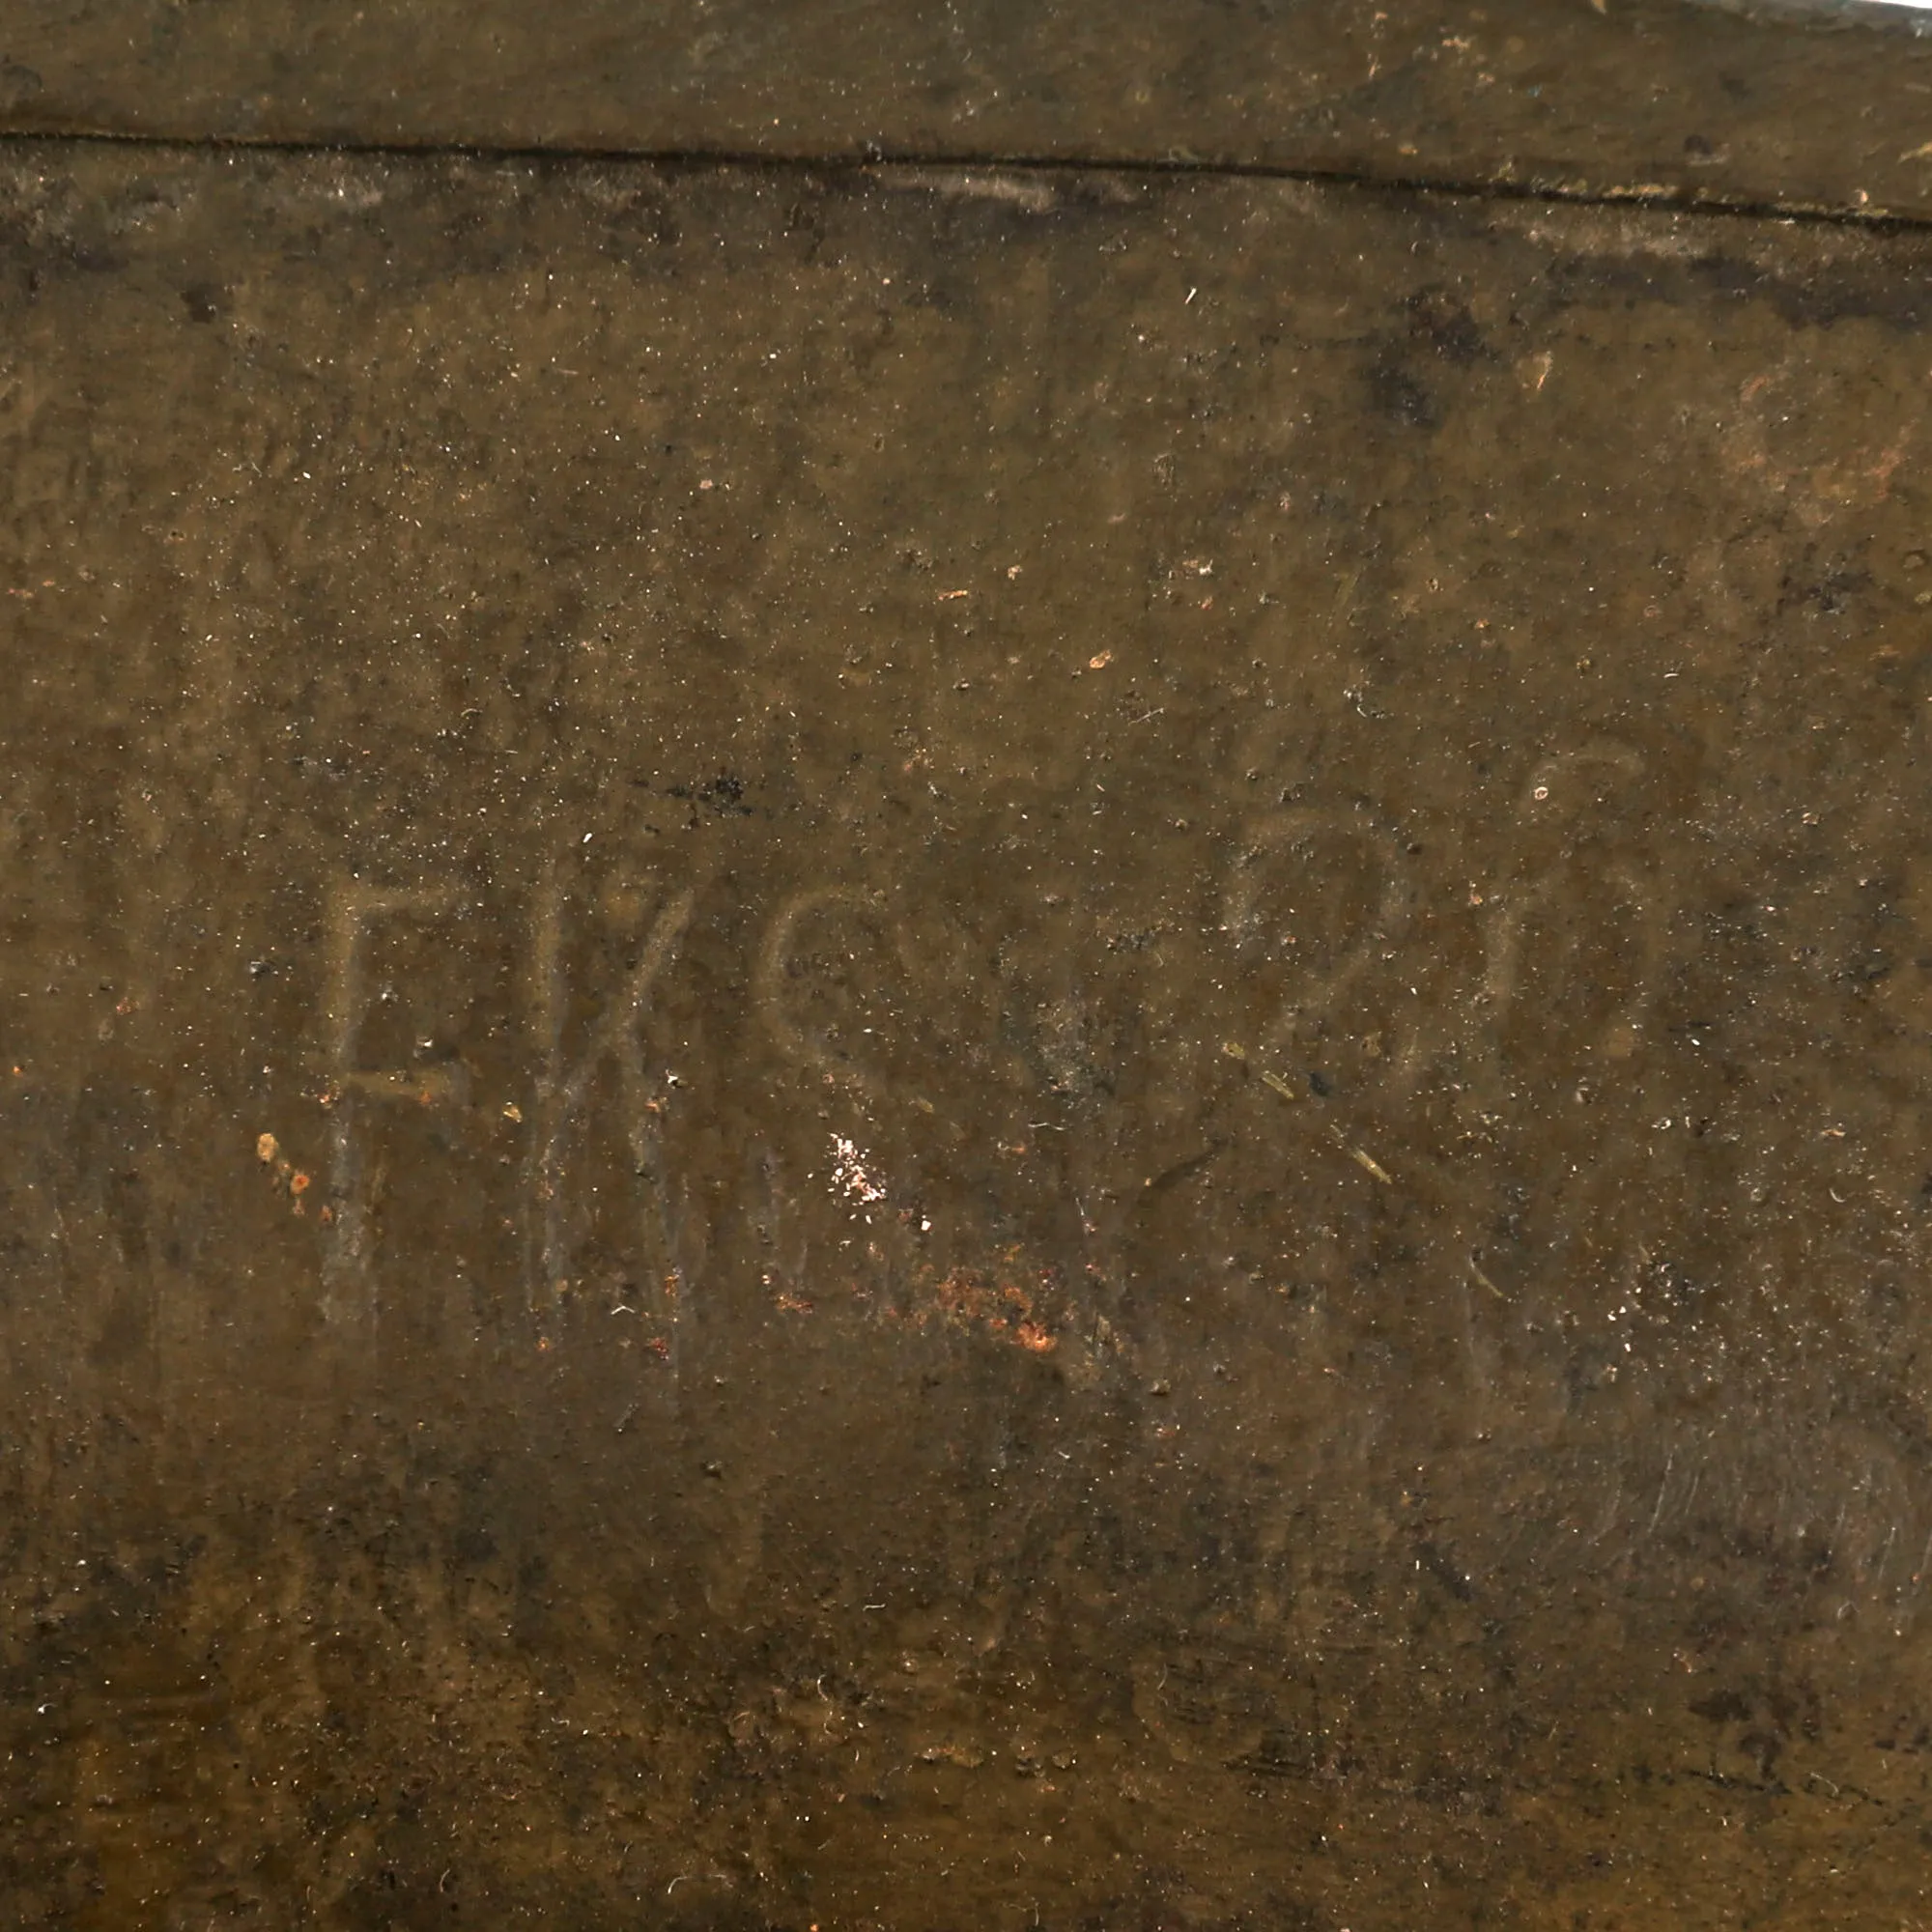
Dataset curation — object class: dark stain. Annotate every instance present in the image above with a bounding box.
[180,280,228,323]
[1406,286,1489,363]
[1777,559,1870,619]
[1366,351,1439,430]
[1416,1539,1474,1602]
[659,770,759,825]
[1537,243,1929,335]
[1690,1688,1753,1724]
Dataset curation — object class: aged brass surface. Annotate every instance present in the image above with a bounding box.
[8,0,1932,219]
[5,143,1932,1925]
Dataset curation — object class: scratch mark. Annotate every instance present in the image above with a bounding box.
[527,876,696,1349]
[1648,1448,1676,1534]
[323,881,465,1332]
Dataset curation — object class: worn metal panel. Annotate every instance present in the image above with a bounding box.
[10,0,1932,218]
[4,148,1932,1924]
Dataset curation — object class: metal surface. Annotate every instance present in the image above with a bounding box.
[4,143,1932,1924]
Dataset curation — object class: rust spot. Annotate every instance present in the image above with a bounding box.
[927,1268,1061,1352]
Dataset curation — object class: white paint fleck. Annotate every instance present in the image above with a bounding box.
[829,1134,887,1208]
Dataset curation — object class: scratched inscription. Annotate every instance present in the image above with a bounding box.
[0,155,1925,1598]
[197,697,1918,1442]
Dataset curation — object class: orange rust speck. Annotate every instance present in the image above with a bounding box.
[290,1172,310,1195]
[928,1267,1060,1350]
